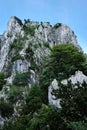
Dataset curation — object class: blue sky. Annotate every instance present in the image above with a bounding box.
[0,0,87,52]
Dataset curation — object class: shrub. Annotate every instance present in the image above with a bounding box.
[13,72,30,86]
[23,25,36,36]
[25,43,34,60]
[43,42,50,48]
[29,105,69,130]
[54,23,62,28]
[68,121,87,130]
[8,85,23,103]
[22,83,43,114]
[8,36,25,62]
[0,100,14,118]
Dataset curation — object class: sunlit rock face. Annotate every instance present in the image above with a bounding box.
[48,79,61,109]
[4,16,24,38]
[0,16,83,93]
[0,16,24,72]
[48,71,87,108]
[0,16,81,73]
[62,70,87,85]
[48,23,78,46]
[35,22,81,50]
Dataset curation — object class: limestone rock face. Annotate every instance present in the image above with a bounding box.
[35,22,81,50]
[62,70,87,85]
[48,79,61,108]
[0,16,24,71]
[0,16,85,127]
[0,16,82,73]
[48,71,87,108]
[4,16,24,38]
[13,59,29,73]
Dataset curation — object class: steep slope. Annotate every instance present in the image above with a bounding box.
[0,16,85,128]
[0,16,81,75]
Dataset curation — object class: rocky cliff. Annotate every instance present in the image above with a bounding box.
[0,16,85,127]
[0,16,81,74]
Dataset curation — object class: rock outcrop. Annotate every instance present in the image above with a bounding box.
[0,16,81,73]
[48,71,87,108]
[48,79,61,108]
[0,16,84,127]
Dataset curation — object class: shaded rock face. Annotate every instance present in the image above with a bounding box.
[48,71,87,108]
[13,59,29,73]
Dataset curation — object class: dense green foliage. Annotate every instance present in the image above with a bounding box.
[40,44,86,104]
[41,44,85,84]
[13,72,30,86]
[7,85,23,103]
[22,83,43,114]
[1,105,70,130]
[1,44,87,130]
[23,24,36,36]
[8,36,25,62]
[0,100,14,118]
[53,81,87,121]
[67,121,87,130]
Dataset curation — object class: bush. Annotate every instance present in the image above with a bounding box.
[43,42,50,48]
[0,100,14,118]
[1,114,33,130]
[29,105,70,130]
[9,37,24,51]
[22,83,43,114]
[68,121,87,130]
[23,25,36,36]
[8,85,23,103]
[13,72,30,86]
[25,43,34,60]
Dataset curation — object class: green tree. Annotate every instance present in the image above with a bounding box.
[40,44,86,104]
[52,81,87,121]
[67,121,87,130]
[22,83,43,114]
[29,105,70,130]
[48,44,85,80]
[1,114,33,130]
